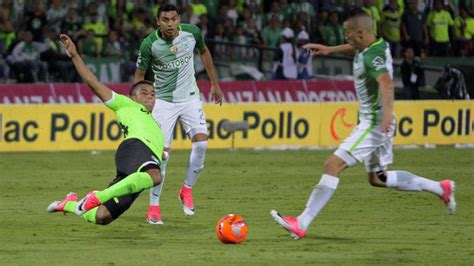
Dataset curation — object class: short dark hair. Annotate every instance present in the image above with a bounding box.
[157,3,179,18]
[345,8,370,22]
[129,80,154,96]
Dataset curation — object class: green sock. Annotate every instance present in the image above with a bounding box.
[81,207,98,224]
[95,172,153,203]
[63,201,77,214]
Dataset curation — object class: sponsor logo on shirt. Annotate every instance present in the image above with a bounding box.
[372,56,386,71]
[156,54,192,70]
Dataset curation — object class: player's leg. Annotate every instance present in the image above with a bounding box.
[179,99,209,216]
[271,123,374,240]
[76,139,162,215]
[365,142,456,214]
[148,99,178,224]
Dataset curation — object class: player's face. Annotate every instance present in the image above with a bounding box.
[132,85,156,112]
[157,11,180,40]
[343,20,360,50]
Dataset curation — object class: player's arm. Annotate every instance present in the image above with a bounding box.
[377,72,394,133]
[59,34,112,102]
[134,40,152,83]
[303,43,355,56]
[134,68,146,83]
[198,45,223,104]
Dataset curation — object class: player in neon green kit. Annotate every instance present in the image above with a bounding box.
[134,3,223,224]
[271,9,457,240]
[47,34,164,225]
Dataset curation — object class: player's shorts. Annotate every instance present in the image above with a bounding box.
[152,98,208,148]
[103,138,161,219]
[334,119,395,173]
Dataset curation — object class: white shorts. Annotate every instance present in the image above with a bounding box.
[334,120,395,173]
[152,98,208,148]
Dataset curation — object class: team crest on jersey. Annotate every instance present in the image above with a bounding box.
[170,45,178,53]
[372,56,386,71]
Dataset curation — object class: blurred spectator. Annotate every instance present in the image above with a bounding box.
[278,0,292,21]
[191,0,208,16]
[290,0,316,30]
[362,0,381,36]
[47,0,67,32]
[233,25,248,58]
[8,31,47,82]
[272,27,297,80]
[322,11,344,46]
[24,0,48,42]
[198,14,211,38]
[244,17,262,58]
[315,9,329,43]
[296,30,312,79]
[262,15,282,48]
[338,0,357,20]
[381,0,402,58]
[0,20,16,55]
[60,7,82,40]
[131,8,148,31]
[401,0,429,57]
[401,46,424,99]
[212,23,230,59]
[41,27,77,82]
[453,7,474,56]
[426,0,454,56]
[83,12,108,53]
[203,0,219,18]
[294,11,311,33]
[182,5,200,25]
[102,30,124,57]
[78,30,101,57]
[265,1,284,24]
[227,0,240,25]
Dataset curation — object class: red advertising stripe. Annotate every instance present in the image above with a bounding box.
[0,80,356,104]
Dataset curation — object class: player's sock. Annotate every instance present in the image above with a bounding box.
[184,141,207,187]
[150,153,169,206]
[298,174,340,230]
[95,172,154,203]
[386,170,444,195]
[63,201,77,214]
[81,207,99,224]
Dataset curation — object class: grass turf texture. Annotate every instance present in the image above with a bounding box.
[0,147,473,265]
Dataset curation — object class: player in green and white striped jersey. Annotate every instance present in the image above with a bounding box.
[271,8,456,240]
[134,3,223,224]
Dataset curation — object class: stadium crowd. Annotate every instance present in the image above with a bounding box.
[0,0,473,83]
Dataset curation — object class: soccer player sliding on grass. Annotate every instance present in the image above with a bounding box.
[271,8,456,240]
[47,34,165,225]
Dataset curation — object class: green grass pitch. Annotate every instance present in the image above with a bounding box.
[1,147,473,265]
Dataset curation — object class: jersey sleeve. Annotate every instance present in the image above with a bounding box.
[363,46,388,79]
[181,24,205,49]
[136,36,153,70]
[104,92,135,112]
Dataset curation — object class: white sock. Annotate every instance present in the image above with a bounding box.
[184,141,207,187]
[386,170,443,196]
[298,174,339,230]
[149,152,169,206]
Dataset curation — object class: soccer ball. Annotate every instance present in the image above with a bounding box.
[215,214,248,244]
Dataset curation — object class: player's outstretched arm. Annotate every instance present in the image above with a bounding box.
[198,45,223,105]
[59,34,112,102]
[303,43,355,56]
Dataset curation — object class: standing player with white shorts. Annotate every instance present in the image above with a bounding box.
[271,8,456,240]
[134,3,223,224]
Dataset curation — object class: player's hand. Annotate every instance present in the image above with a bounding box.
[380,114,393,133]
[59,34,78,59]
[303,43,331,56]
[210,83,223,105]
